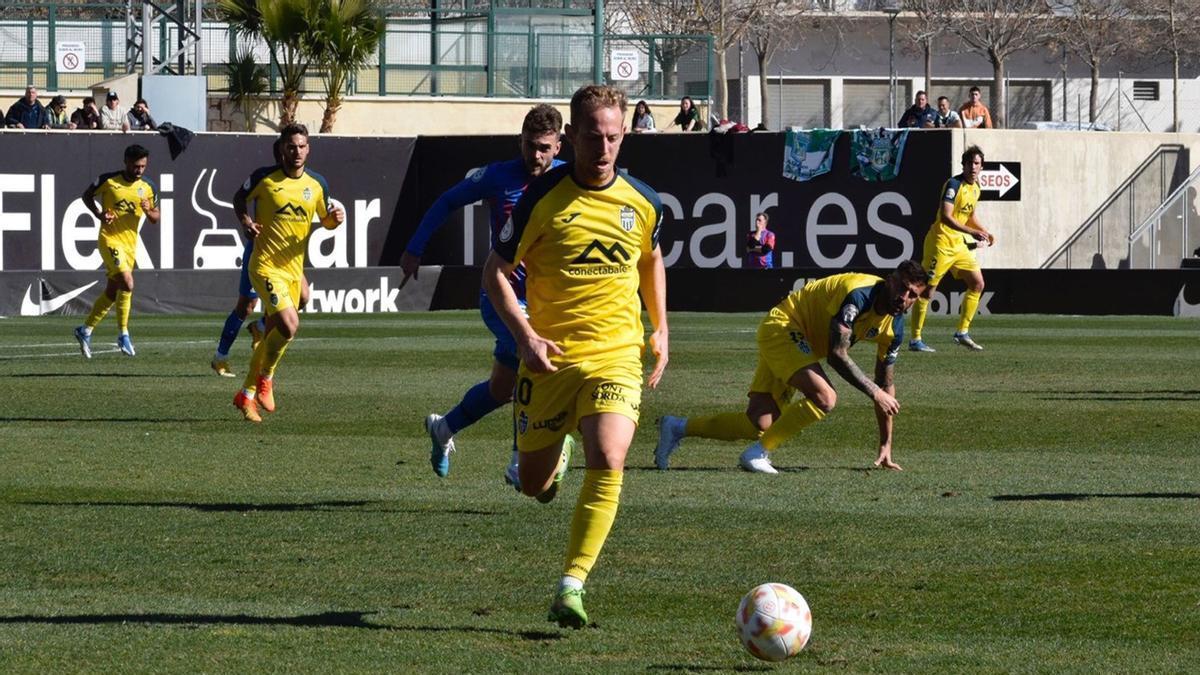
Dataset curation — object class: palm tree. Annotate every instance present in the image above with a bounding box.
[224,48,269,131]
[218,0,316,126]
[305,0,384,133]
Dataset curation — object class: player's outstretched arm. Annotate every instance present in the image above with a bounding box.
[403,172,493,285]
[826,317,900,416]
[637,245,669,389]
[871,360,902,471]
[482,250,561,373]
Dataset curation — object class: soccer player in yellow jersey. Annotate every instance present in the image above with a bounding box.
[74,144,160,358]
[232,124,344,422]
[483,84,668,628]
[909,145,994,352]
[655,262,927,474]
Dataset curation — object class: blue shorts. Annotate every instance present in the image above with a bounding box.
[239,240,257,300]
[480,288,523,371]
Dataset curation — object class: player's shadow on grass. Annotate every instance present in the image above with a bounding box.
[993,492,1200,501]
[648,665,771,673]
[624,465,811,473]
[0,610,562,641]
[16,500,500,516]
[988,388,1200,402]
[3,373,208,379]
[0,417,208,423]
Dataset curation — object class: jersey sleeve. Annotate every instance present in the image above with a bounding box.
[407,163,504,256]
[833,286,873,330]
[309,170,332,220]
[241,165,275,202]
[622,173,663,252]
[943,178,961,204]
[762,231,776,252]
[879,313,904,365]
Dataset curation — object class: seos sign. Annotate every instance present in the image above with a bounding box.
[978,161,1021,201]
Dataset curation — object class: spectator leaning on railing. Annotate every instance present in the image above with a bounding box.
[897,91,934,128]
[5,86,46,129]
[958,86,993,129]
[45,95,75,129]
[100,91,130,132]
[71,97,101,130]
[127,98,157,131]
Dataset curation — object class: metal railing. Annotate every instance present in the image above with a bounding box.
[1124,163,1200,269]
[1041,144,1189,269]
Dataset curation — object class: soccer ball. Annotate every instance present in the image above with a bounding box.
[734,582,812,662]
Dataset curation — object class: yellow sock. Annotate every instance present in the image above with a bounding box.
[562,469,623,584]
[957,289,981,333]
[115,290,132,333]
[241,337,269,392]
[260,328,292,379]
[84,293,115,329]
[759,398,826,451]
[911,297,929,341]
[685,412,761,441]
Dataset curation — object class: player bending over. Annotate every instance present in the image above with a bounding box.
[655,261,926,474]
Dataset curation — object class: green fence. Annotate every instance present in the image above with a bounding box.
[0,3,712,101]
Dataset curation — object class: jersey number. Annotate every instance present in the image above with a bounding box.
[516,377,533,405]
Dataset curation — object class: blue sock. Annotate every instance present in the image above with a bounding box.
[216,311,246,357]
[443,381,504,433]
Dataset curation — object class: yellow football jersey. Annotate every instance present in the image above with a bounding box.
[494,165,663,360]
[91,171,158,252]
[929,174,980,243]
[243,167,332,280]
[773,273,904,364]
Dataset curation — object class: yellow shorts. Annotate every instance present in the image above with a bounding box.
[250,272,301,315]
[749,309,819,406]
[99,240,134,278]
[514,349,642,452]
[922,233,979,287]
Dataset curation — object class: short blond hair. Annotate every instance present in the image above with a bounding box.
[570,85,627,124]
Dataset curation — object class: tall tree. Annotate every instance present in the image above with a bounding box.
[901,0,955,89]
[305,0,384,133]
[1048,0,1133,124]
[944,0,1054,128]
[612,0,704,98]
[218,0,317,126]
[1132,0,1200,131]
[692,0,776,120]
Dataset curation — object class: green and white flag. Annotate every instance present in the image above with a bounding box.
[850,128,909,182]
[783,128,841,182]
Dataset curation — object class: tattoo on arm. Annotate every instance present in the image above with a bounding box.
[827,321,880,399]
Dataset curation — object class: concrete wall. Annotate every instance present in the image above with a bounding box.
[949,129,1200,268]
[205,95,710,136]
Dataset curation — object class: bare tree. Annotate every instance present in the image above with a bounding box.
[746,1,789,127]
[944,0,1055,128]
[693,0,777,120]
[613,0,704,98]
[1048,0,1134,123]
[1132,0,1200,131]
[901,0,955,88]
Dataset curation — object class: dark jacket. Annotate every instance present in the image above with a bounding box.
[897,104,933,128]
[5,98,45,129]
[128,109,157,131]
[71,106,101,130]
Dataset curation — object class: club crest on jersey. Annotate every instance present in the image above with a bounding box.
[499,217,514,243]
[467,166,487,182]
[302,187,313,201]
[619,206,636,232]
[136,187,145,197]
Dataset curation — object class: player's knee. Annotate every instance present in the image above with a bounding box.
[488,377,514,403]
[811,390,837,413]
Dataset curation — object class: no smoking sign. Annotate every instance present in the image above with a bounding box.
[609,49,639,82]
[56,42,86,73]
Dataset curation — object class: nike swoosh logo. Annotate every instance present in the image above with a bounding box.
[1175,285,1200,317]
[20,280,99,316]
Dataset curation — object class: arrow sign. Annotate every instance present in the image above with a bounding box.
[978,161,1021,201]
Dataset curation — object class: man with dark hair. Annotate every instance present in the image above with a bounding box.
[71,96,101,130]
[484,84,667,628]
[232,124,345,422]
[745,212,776,269]
[928,96,962,128]
[959,87,993,129]
[5,86,45,129]
[74,144,160,358]
[127,98,157,131]
[897,91,933,128]
[655,261,926,474]
[909,144,994,352]
[401,103,565,483]
[44,95,74,129]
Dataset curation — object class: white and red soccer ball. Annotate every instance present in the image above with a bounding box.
[735,582,812,662]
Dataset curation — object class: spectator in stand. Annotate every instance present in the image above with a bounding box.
[926,96,963,128]
[958,86,993,129]
[631,100,656,133]
[897,91,934,128]
[100,91,130,132]
[674,96,703,132]
[45,95,75,129]
[745,212,776,269]
[71,96,101,130]
[127,98,157,131]
[5,86,46,129]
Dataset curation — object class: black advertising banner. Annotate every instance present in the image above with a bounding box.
[382,130,953,271]
[0,131,414,274]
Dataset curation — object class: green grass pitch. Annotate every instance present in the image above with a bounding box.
[1,311,1198,672]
